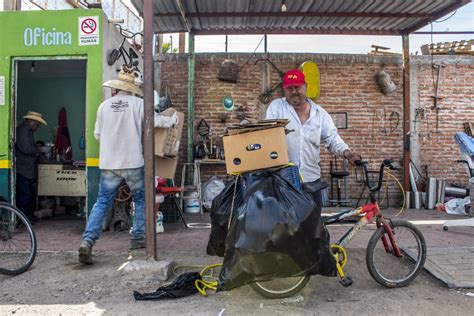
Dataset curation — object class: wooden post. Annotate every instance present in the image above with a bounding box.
[143,0,156,260]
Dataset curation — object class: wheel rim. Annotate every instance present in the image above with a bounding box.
[370,225,423,284]
[0,205,36,274]
[253,275,308,295]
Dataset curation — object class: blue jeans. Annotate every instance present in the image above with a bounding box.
[16,173,35,220]
[82,167,145,246]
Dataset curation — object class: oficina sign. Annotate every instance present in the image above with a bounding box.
[24,27,72,46]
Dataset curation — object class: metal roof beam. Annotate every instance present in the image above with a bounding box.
[190,28,401,36]
[154,12,431,18]
[402,0,471,34]
[175,0,191,32]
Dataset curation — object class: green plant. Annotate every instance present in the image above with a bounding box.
[162,42,178,54]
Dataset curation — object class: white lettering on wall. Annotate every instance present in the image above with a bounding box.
[23,27,72,46]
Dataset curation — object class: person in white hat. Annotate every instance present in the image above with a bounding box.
[79,66,178,264]
[15,111,47,222]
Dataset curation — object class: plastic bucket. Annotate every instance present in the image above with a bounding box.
[183,197,200,213]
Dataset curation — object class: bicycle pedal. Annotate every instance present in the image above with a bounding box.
[339,276,353,287]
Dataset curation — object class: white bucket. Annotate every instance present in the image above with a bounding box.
[183,191,199,199]
[183,197,200,213]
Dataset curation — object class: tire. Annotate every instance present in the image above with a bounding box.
[366,220,426,288]
[0,202,37,275]
[107,49,120,66]
[250,275,310,299]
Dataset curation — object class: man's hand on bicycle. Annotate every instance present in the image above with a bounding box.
[343,149,362,166]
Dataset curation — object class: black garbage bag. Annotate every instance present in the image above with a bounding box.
[218,171,336,291]
[133,272,202,301]
[206,177,243,257]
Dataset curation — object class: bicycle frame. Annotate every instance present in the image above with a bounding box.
[327,201,402,258]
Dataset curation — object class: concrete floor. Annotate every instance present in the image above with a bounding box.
[33,207,474,253]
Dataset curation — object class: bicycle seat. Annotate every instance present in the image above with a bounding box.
[302,180,328,193]
[330,171,350,178]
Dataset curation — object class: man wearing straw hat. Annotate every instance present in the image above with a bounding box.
[15,111,47,222]
[78,67,178,264]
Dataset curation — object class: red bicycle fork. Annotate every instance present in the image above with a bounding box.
[376,216,403,257]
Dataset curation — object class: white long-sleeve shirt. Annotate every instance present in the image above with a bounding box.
[94,92,178,170]
[266,97,349,182]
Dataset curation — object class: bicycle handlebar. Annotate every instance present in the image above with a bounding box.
[355,159,400,193]
[115,23,143,40]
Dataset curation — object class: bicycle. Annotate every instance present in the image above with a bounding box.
[0,199,37,275]
[250,159,427,298]
[106,23,143,68]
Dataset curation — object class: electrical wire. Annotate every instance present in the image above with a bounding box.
[434,10,458,23]
[171,263,223,297]
[383,170,406,216]
[195,264,222,297]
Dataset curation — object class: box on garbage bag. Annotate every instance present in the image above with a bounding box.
[223,126,289,173]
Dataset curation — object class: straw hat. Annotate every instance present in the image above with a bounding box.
[23,111,47,125]
[102,66,143,96]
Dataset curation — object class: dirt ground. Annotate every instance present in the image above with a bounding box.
[0,209,473,315]
[0,249,473,315]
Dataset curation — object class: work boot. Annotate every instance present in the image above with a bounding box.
[129,238,146,250]
[78,240,93,265]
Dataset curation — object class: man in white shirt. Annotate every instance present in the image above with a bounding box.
[79,67,177,264]
[266,69,360,209]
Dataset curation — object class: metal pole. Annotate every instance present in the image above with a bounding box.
[402,34,411,191]
[143,0,156,259]
[225,35,228,52]
[264,34,267,52]
[187,33,195,163]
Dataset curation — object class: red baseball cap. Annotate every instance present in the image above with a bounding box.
[282,69,306,89]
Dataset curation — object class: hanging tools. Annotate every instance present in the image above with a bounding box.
[431,63,445,133]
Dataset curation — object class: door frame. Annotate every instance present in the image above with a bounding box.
[10,55,88,204]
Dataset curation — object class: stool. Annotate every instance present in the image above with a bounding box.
[180,162,203,217]
[156,186,187,228]
[329,156,351,206]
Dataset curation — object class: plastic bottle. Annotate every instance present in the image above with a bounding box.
[156,211,164,233]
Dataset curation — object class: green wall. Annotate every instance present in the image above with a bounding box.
[17,77,86,161]
[0,9,103,204]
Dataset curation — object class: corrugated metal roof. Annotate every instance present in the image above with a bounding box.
[131,0,471,35]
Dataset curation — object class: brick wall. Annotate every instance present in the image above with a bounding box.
[159,53,474,206]
[411,56,474,187]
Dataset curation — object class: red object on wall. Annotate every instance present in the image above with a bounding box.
[54,107,72,160]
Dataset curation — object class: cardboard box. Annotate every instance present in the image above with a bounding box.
[223,127,289,174]
[155,155,178,179]
[154,108,185,157]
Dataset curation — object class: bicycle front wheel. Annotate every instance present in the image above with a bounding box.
[250,275,310,299]
[0,202,37,275]
[366,220,426,288]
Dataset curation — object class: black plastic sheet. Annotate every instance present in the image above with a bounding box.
[133,272,201,301]
[206,177,243,257]
[218,171,336,291]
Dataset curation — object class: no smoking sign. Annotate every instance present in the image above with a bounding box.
[78,16,100,46]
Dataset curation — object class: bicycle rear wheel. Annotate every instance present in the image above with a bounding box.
[0,202,37,275]
[366,220,426,288]
[250,275,310,299]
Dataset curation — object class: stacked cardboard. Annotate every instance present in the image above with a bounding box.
[154,108,185,179]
